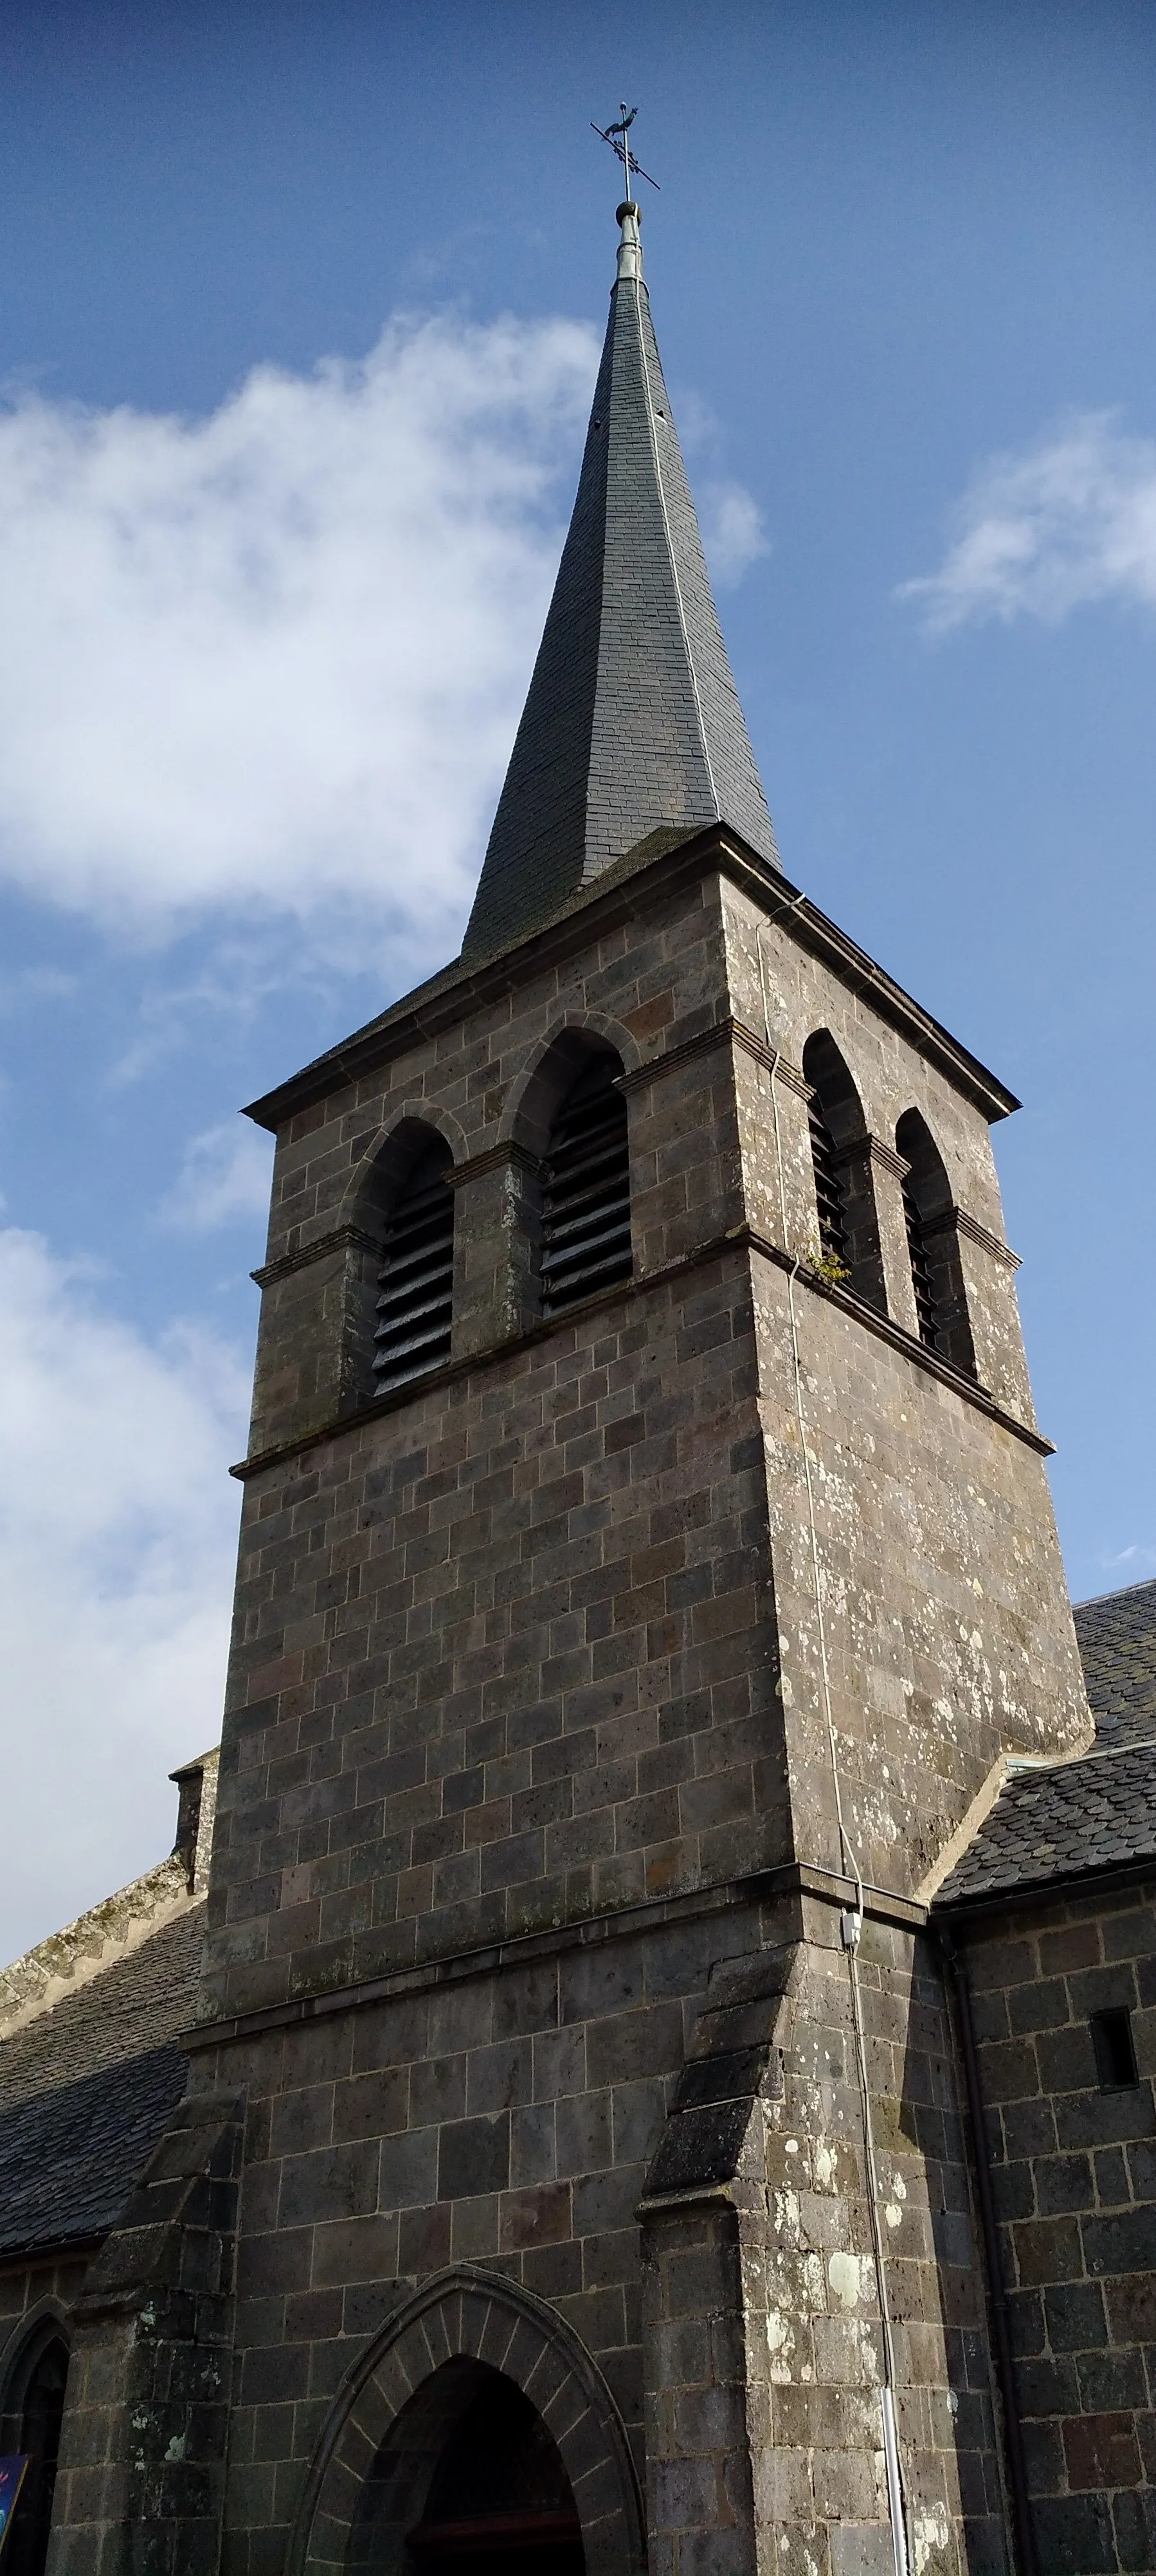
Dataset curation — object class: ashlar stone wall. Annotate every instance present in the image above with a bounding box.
[173,831,1091,2576]
[181,1886,1007,2576]
[215,839,1087,2019]
[961,1879,1156,2575]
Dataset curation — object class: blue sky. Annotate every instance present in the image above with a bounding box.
[1,0,1155,1954]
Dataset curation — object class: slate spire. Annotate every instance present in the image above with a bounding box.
[461,201,780,961]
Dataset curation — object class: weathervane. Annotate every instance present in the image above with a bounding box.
[591,103,660,195]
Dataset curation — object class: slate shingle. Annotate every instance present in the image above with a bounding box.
[0,1905,203,2257]
[937,1580,1156,1908]
[461,211,780,962]
[1072,1577,1156,1750]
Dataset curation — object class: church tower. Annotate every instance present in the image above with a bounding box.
[51,201,1089,2576]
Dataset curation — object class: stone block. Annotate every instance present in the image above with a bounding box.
[437,2116,510,2202]
[1083,2205,1156,2281]
[1043,2281,1108,2352]
[1062,2410,1143,2491]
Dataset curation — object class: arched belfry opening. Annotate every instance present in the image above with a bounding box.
[348,2361,584,2576]
[801,1031,887,1310]
[371,1128,456,1396]
[895,1107,976,1378]
[1,2328,69,2576]
[537,1046,631,1317]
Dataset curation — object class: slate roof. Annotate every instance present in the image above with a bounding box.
[0,1905,203,2259]
[937,1579,1156,1909]
[1071,1578,1156,1749]
[461,204,780,962]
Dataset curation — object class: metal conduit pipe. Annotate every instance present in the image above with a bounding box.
[937,1924,1038,2576]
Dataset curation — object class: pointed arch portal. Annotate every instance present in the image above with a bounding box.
[287,2269,644,2576]
[0,2323,70,2576]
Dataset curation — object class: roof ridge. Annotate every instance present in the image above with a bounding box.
[626,241,718,812]
[1073,1575,1156,1609]
[0,1748,217,2038]
[0,1858,194,2041]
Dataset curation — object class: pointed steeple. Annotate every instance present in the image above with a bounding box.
[461,201,781,961]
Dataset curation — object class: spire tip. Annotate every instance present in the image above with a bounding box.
[616,199,643,285]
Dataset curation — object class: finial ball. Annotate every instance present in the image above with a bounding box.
[616,201,640,225]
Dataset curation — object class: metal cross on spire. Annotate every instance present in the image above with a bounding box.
[591,102,660,194]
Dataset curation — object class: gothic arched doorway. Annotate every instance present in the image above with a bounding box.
[289,2267,644,2576]
[350,2360,584,2576]
[3,2330,69,2576]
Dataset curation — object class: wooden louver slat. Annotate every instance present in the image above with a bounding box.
[540,1060,631,1316]
[372,1143,454,1395]
[901,1174,941,1353]
[808,1100,849,1267]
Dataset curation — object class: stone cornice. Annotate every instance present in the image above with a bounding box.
[243,823,1019,1135]
[733,1021,812,1097]
[952,1205,1021,1269]
[615,1014,809,1100]
[231,1219,1051,1483]
[250,1140,1018,1304]
[751,1231,1047,1446]
[0,2232,105,2278]
[181,1857,928,2056]
[251,1154,541,1286]
[921,1203,1020,1269]
[830,1132,910,1181]
[251,1224,379,1289]
[444,1140,539,1188]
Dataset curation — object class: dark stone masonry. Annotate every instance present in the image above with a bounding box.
[3,194,1155,2576]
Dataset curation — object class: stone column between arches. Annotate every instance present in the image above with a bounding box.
[286,2266,646,2576]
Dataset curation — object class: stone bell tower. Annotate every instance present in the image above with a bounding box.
[50,202,1090,2576]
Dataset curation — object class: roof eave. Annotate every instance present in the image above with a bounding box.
[935,1848,1156,1924]
[245,821,1019,1133]
[0,2226,107,2272]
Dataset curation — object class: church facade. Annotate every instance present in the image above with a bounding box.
[6,199,1156,2576]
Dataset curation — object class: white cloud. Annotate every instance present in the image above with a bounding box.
[700,478,770,587]
[0,1228,248,1962]
[160,1121,274,1233]
[0,314,598,945]
[1101,1543,1156,1577]
[900,411,1156,632]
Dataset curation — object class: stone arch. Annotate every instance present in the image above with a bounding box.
[0,2300,69,2411]
[801,1028,867,1154]
[801,1028,886,1311]
[334,1107,465,1407]
[895,1106,977,1377]
[0,2307,71,2576]
[287,2266,645,2576]
[500,1012,642,1159]
[0,2298,69,2431]
[340,1102,469,1240]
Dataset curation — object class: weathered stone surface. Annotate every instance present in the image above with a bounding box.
[46,2091,244,2576]
[961,1882,1156,2574]
[148,818,1094,2576]
[12,188,1146,2576]
[215,853,1085,2026]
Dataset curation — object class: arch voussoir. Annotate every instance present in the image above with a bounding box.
[476,2294,519,2372]
[287,2266,646,2576]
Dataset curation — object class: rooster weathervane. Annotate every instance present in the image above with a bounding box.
[591,103,660,194]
